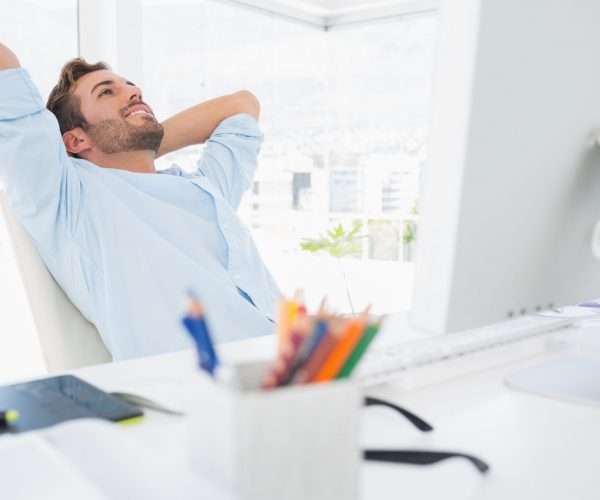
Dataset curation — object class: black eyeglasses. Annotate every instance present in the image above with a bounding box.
[364,396,434,432]
[363,396,490,474]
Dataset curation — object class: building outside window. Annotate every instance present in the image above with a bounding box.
[143,0,437,314]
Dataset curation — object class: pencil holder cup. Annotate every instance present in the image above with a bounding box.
[187,361,361,500]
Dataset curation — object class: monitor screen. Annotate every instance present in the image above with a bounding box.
[411,0,600,334]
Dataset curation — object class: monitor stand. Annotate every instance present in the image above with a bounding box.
[504,356,600,407]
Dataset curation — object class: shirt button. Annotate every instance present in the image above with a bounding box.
[222,221,230,229]
[233,273,241,280]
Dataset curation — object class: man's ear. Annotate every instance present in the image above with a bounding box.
[63,128,92,156]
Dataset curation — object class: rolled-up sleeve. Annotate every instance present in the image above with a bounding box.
[195,113,263,210]
[0,68,81,254]
[0,68,44,119]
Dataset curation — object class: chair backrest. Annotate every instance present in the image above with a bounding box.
[0,190,111,372]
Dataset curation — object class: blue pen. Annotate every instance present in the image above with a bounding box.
[182,292,219,376]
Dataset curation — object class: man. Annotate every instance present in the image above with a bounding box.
[0,42,280,360]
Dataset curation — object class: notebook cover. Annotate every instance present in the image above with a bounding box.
[0,374,143,434]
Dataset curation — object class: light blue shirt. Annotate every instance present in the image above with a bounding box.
[0,68,280,360]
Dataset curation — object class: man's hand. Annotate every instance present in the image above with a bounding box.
[0,43,20,70]
[157,90,260,158]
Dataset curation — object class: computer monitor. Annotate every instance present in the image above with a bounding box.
[411,0,600,335]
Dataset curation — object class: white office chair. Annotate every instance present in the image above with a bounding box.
[0,190,112,372]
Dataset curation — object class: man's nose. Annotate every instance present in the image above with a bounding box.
[125,84,143,103]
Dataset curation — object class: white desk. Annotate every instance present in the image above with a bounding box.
[67,325,600,500]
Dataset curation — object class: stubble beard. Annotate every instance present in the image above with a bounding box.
[85,116,165,155]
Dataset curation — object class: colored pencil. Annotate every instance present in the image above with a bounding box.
[262,314,312,388]
[292,318,345,384]
[336,321,381,378]
[277,290,304,353]
[276,297,291,353]
[281,298,329,384]
[310,308,370,383]
[281,319,328,385]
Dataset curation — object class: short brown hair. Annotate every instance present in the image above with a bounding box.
[46,58,110,135]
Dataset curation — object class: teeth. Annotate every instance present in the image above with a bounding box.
[129,109,149,117]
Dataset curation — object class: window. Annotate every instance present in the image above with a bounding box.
[0,0,78,382]
[0,0,78,100]
[143,0,436,314]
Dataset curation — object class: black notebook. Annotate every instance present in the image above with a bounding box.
[0,374,143,434]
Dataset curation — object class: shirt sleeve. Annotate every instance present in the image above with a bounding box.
[194,113,263,210]
[0,68,82,255]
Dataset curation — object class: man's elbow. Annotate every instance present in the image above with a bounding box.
[235,90,260,120]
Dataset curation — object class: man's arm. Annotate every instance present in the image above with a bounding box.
[0,42,20,69]
[156,90,260,158]
[0,43,82,254]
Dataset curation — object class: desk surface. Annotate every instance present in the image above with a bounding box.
[69,325,600,500]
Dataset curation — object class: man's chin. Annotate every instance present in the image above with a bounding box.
[87,118,164,154]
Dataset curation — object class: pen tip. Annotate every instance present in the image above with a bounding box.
[292,288,304,303]
[185,290,204,316]
[318,296,328,315]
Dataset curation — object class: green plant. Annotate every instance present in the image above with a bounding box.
[300,221,365,316]
[403,200,419,245]
[403,220,416,245]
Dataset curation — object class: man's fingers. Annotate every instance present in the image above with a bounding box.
[0,43,21,70]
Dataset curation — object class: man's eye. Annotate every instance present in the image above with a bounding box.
[99,88,112,97]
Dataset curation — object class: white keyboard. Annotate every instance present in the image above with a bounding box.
[357,315,576,389]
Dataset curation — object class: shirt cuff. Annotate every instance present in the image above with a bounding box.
[0,67,45,120]
[213,113,264,140]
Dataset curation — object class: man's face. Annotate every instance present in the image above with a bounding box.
[72,69,164,154]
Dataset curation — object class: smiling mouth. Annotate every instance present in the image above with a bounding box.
[124,104,154,119]
[128,109,152,117]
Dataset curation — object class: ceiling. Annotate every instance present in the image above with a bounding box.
[224,0,438,29]
[279,0,405,14]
